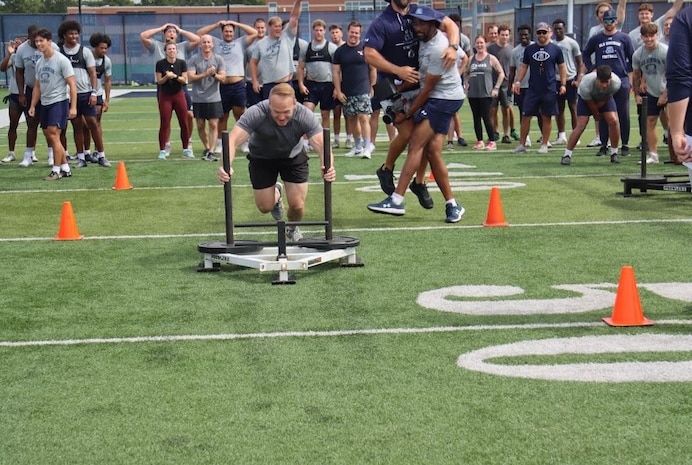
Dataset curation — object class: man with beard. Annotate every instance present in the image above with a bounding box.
[363,0,458,209]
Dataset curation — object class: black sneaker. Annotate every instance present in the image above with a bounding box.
[376,164,396,195]
[44,171,60,181]
[620,145,631,156]
[560,155,571,166]
[663,134,669,145]
[493,132,500,141]
[84,153,95,163]
[457,137,468,147]
[610,153,620,164]
[596,146,608,157]
[409,180,433,209]
[501,135,511,144]
[60,170,72,178]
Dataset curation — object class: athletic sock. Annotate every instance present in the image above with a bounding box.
[391,193,404,205]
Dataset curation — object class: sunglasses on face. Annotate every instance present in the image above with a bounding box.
[604,19,616,24]
[536,30,548,35]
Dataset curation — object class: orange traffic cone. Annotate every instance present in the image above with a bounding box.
[112,161,133,190]
[54,201,84,241]
[603,266,653,327]
[428,171,435,182]
[483,186,509,227]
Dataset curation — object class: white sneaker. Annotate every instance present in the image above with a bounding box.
[2,153,15,163]
[587,137,602,147]
[164,142,171,155]
[345,147,363,157]
[240,141,250,153]
[368,143,376,152]
[345,138,353,149]
[646,153,659,164]
[525,136,531,147]
[553,137,567,145]
[537,145,549,154]
[215,140,222,153]
[361,147,372,159]
[18,158,33,167]
[31,153,38,162]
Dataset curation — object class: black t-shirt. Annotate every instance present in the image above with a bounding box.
[155,58,187,95]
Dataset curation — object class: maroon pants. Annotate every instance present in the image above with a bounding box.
[158,90,190,150]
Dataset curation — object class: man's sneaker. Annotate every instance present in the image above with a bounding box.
[485,141,497,151]
[376,165,396,195]
[98,157,111,167]
[184,149,196,159]
[525,136,531,147]
[84,153,95,163]
[44,171,60,181]
[164,142,171,155]
[537,145,549,154]
[332,140,340,149]
[367,196,405,216]
[361,147,372,159]
[202,151,218,162]
[409,180,433,209]
[368,143,376,152]
[60,170,72,178]
[620,145,631,156]
[271,183,284,221]
[501,135,511,144]
[457,137,468,147]
[493,132,500,141]
[32,153,39,162]
[447,141,454,151]
[596,146,608,157]
[510,129,519,140]
[587,137,602,147]
[345,147,363,157]
[553,136,567,145]
[286,226,303,242]
[75,159,88,168]
[646,153,660,164]
[2,153,15,163]
[18,157,33,167]
[345,138,353,149]
[240,141,250,153]
[560,155,571,166]
[445,204,465,223]
[610,153,620,164]
[472,141,485,150]
[512,145,527,154]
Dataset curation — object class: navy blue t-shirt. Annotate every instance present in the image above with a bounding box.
[522,42,565,92]
[333,42,371,96]
[582,31,634,83]
[363,5,419,81]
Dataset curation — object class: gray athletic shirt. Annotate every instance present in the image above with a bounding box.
[298,40,338,82]
[468,54,493,98]
[252,27,296,84]
[632,42,668,97]
[14,40,59,88]
[188,53,225,103]
[510,43,532,88]
[35,52,74,106]
[61,44,96,93]
[578,71,621,101]
[212,36,247,77]
[237,100,321,160]
[418,31,463,100]
[554,36,581,80]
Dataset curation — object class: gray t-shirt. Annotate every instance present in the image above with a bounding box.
[245,39,261,82]
[487,42,512,86]
[554,36,581,80]
[213,36,247,77]
[8,54,18,94]
[15,40,59,88]
[629,16,667,49]
[510,43,532,88]
[61,44,96,93]
[252,27,297,84]
[578,71,621,101]
[237,100,321,160]
[460,32,472,55]
[36,52,74,106]
[418,31,463,100]
[298,40,338,82]
[632,42,668,97]
[187,53,225,103]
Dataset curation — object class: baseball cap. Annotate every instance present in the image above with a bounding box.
[408,5,443,24]
[536,22,550,33]
[603,9,617,22]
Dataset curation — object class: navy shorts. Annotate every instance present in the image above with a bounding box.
[246,81,262,107]
[521,88,558,117]
[76,92,98,117]
[303,80,336,110]
[557,79,578,102]
[415,98,463,134]
[8,94,24,113]
[576,95,616,117]
[220,81,247,113]
[371,96,382,111]
[247,151,310,190]
[645,93,666,117]
[24,86,40,118]
[39,100,69,130]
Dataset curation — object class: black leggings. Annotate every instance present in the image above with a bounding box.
[468,97,495,142]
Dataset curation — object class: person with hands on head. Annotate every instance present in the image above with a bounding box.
[216,83,336,242]
[28,29,77,181]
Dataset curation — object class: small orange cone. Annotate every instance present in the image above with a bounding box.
[112,161,133,190]
[483,186,509,227]
[54,201,84,241]
[428,171,435,181]
[603,266,653,327]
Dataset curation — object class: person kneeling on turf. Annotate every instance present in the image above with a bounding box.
[560,65,621,165]
[216,83,336,241]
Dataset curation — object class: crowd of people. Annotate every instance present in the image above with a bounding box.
[2,0,692,224]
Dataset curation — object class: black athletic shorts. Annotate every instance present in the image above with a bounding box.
[247,151,309,190]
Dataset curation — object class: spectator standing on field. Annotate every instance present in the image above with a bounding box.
[1,36,27,164]
[82,32,112,166]
[155,42,191,160]
[467,35,504,151]
[329,23,349,149]
[508,24,534,147]
[552,18,583,146]
[487,24,514,144]
[245,18,266,110]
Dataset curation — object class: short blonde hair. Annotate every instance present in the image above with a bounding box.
[312,19,326,30]
[269,83,296,101]
[268,16,282,27]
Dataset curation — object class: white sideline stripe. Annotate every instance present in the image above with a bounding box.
[3,218,692,243]
[1,320,690,348]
